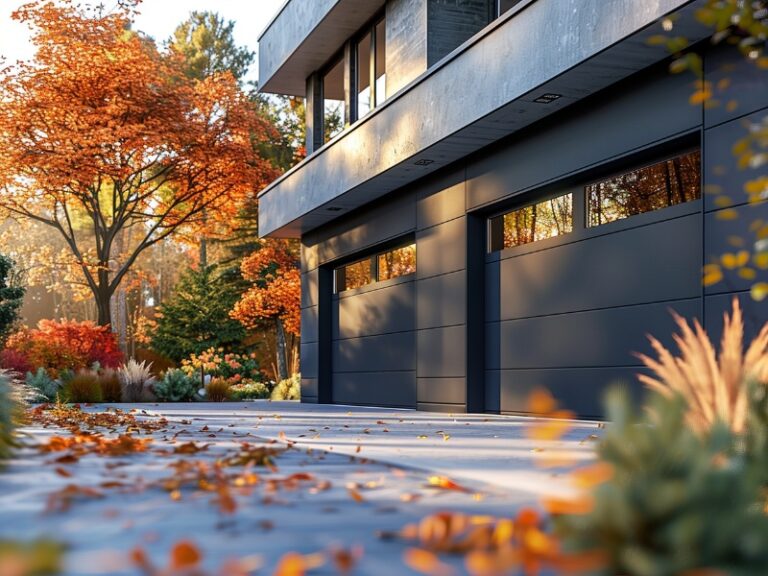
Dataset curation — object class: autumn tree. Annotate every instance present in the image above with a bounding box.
[231,241,300,382]
[0,0,277,328]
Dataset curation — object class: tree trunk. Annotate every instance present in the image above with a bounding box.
[275,317,289,382]
[96,290,112,328]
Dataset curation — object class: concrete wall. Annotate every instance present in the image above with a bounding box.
[386,0,428,97]
[299,45,768,417]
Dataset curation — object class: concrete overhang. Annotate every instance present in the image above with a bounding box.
[259,0,710,238]
[259,0,386,96]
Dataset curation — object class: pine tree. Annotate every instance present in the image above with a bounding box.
[0,255,25,344]
[151,265,246,362]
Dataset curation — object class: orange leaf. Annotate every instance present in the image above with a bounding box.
[169,540,201,570]
[403,548,454,576]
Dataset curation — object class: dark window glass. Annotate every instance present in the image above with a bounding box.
[490,193,573,251]
[357,32,372,117]
[323,58,345,143]
[499,0,524,15]
[375,18,387,106]
[378,244,416,281]
[587,150,701,227]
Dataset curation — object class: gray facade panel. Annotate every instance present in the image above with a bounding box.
[417,325,466,378]
[301,306,319,344]
[416,271,466,329]
[416,216,466,279]
[466,69,699,210]
[704,47,768,128]
[302,378,319,398]
[417,377,466,405]
[333,281,416,339]
[416,170,466,230]
[301,268,319,309]
[334,332,416,373]
[316,192,416,265]
[492,299,700,370]
[705,292,768,345]
[497,367,649,418]
[333,371,416,407]
[300,342,319,379]
[704,200,768,294]
[703,107,768,212]
[497,214,702,320]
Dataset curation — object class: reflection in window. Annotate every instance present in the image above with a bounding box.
[489,194,573,251]
[334,242,416,293]
[378,244,416,281]
[357,32,372,117]
[323,57,345,143]
[587,150,701,227]
[375,18,387,106]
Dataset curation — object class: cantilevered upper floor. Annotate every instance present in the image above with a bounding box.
[257,0,711,238]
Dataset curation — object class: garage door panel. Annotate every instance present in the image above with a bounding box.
[333,282,415,339]
[333,371,416,408]
[333,332,416,373]
[497,367,649,418]
[497,299,700,369]
[498,215,701,320]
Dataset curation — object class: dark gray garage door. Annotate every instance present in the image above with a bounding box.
[485,195,703,418]
[331,278,416,408]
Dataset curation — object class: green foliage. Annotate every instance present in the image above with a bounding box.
[154,369,199,402]
[62,373,103,404]
[168,11,254,83]
[151,266,247,362]
[271,373,300,401]
[228,380,269,401]
[0,539,64,574]
[555,387,768,576]
[0,372,21,463]
[204,378,231,402]
[25,368,61,402]
[0,254,25,344]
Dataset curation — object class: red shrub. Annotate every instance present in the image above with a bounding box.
[3,320,123,377]
[0,347,33,376]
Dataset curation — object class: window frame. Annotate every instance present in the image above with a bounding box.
[486,142,702,254]
[333,239,416,294]
[320,50,347,144]
[352,13,386,123]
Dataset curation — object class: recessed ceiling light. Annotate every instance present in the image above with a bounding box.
[327,206,343,212]
[414,159,435,166]
[534,93,562,104]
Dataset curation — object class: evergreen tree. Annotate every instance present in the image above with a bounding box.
[0,255,25,344]
[151,266,246,362]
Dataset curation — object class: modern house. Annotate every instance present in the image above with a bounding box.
[257,0,768,417]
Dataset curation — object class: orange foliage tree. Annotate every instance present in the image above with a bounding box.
[231,240,300,381]
[0,0,277,328]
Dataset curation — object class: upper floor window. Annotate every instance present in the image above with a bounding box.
[498,0,525,16]
[323,57,346,143]
[355,16,387,121]
[587,150,701,227]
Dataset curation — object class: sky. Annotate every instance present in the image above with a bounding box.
[0,0,286,82]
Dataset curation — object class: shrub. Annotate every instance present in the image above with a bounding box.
[637,298,768,434]
[25,368,61,402]
[228,380,270,401]
[98,370,122,403]
[0,348,32,376]
[180,348,261,383]
[134,348,176,378]
[154,369,199,402]
[0,371,21,462]
[62,372,103,404]
[2,319,123,378]
[554,387,768,576]
[204,378,231,402]
[271,373,300,401]
[117,359,155,402]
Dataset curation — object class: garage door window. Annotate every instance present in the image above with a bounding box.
[489,193,573,251]
[335,243,416,293]
[587,150,701,227]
